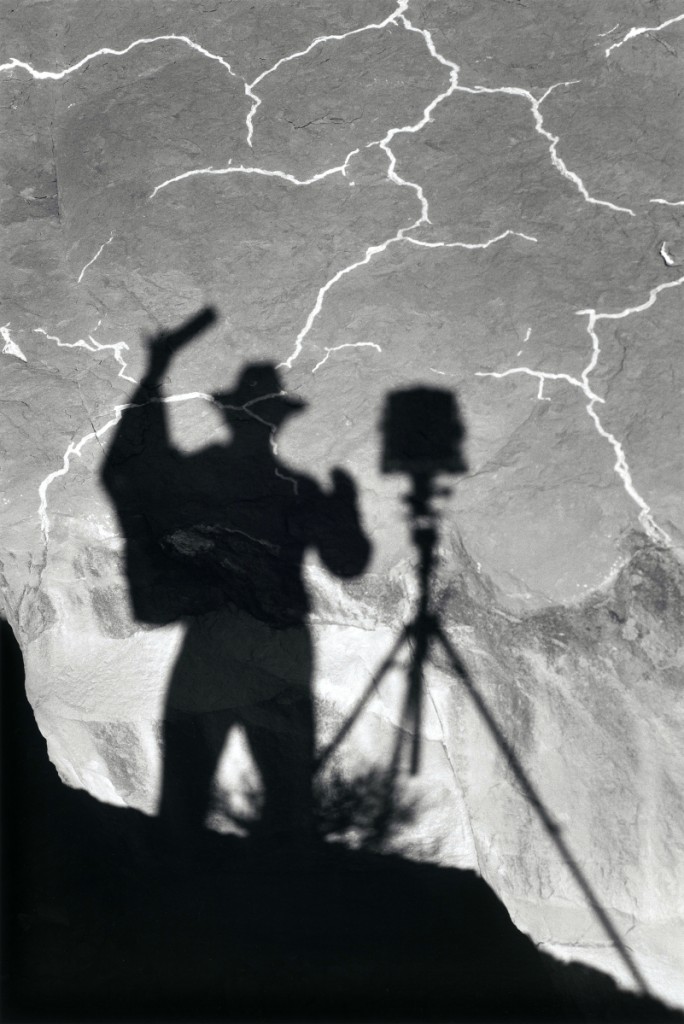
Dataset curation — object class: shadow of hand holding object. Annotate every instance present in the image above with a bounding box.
[101,309,371,840]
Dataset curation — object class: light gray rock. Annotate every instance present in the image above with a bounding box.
[2,0,683,1007]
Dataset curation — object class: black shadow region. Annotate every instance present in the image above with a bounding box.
[2,617,681,1022]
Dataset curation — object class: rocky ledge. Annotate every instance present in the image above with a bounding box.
[1,0,683,1010]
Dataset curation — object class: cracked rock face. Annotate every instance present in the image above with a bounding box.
[1,0,683,1006]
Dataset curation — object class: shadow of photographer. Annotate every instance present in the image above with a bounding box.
[101,308,371,841]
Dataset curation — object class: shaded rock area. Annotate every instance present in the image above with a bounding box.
[2,0,684,1010]
[2,619,681,1024]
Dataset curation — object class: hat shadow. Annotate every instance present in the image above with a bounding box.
[213,362,306,423]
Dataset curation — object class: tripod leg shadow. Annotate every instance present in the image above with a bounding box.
[433,623,651,997]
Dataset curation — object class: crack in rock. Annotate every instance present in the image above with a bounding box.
[0,34,240,81]
[604,13,684,58]
[311,342,382,374]
[149,154,359,199]
[77,233,115,284]
[244,0,411,147]
[34,325,137,385]
[5,9,683,590]
[37,389,295,547]
[454,80,635,216]
[476,275,684,545]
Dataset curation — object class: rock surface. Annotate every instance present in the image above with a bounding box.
[1,0,683,1008]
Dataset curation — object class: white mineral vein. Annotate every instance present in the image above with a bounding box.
[0,35,239,80]
[277,14,459,371]
[244,0,410,147]
[234,392,300,492]
[405,230,538,249]
[15,6,682,553]
[3,11,638,215]
[34,326,137,384]
[1,323,27,361]
[517,326,533,356]
[77,233,114,284]
[148,8,622,239]
[475,365,604,406]
[276,10,629,370]
[149,154,359,199]
[311,342,382,374]
[651,198,684,207]
[277,237,400,371]
[659,242,675,267]
[376,9,461,221]
[455,81,635,216]
[477,275,684,544]
[0,9,412,153]
[39,400,151,542]
[37,390,296,541]
[605,13,684,58]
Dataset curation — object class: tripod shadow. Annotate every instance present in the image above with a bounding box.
[320,384,653,997]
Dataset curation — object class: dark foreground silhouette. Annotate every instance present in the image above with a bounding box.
[2,620,681,1024]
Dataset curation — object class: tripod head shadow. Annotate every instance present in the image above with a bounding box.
[316,388,467,783]
[381,387,467,615]
[378,388,468,775]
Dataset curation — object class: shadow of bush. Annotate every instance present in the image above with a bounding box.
[315,767,417,850]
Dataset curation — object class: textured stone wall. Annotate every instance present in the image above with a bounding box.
[2,0,683,1005]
